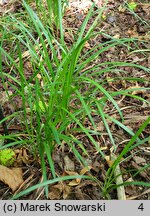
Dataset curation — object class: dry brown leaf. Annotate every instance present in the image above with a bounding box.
[63,185,71,199]
[65,170,79,176]
[0,91,13,104]
[75,180,98,199]
[127,83,145,95]
[0,165,23,192]
[64,156,75,171]
[125,177,137,196]
[113,34,120,39]
[118,5,126,12]
[65,170,81,186]
[14,148,34,165]
[133,156,146,165]
[131,161,150,180]
[80,166,92,175]
[127,26,139,38]
[48,183,71,200]
[21,148,34,164]
[14,149,23,165]
[48,188,61,199]
[96,122,105,132]
[84,41,90,49]
[105,156,114,167]
[48,183,63,200]
[68,179,81,186]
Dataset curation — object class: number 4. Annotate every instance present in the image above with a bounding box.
[138,203,144,211]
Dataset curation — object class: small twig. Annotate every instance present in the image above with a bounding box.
[111,154,126,200]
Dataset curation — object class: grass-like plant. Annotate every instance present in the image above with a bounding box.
[0,0,150,199]
[102,116,150,199]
